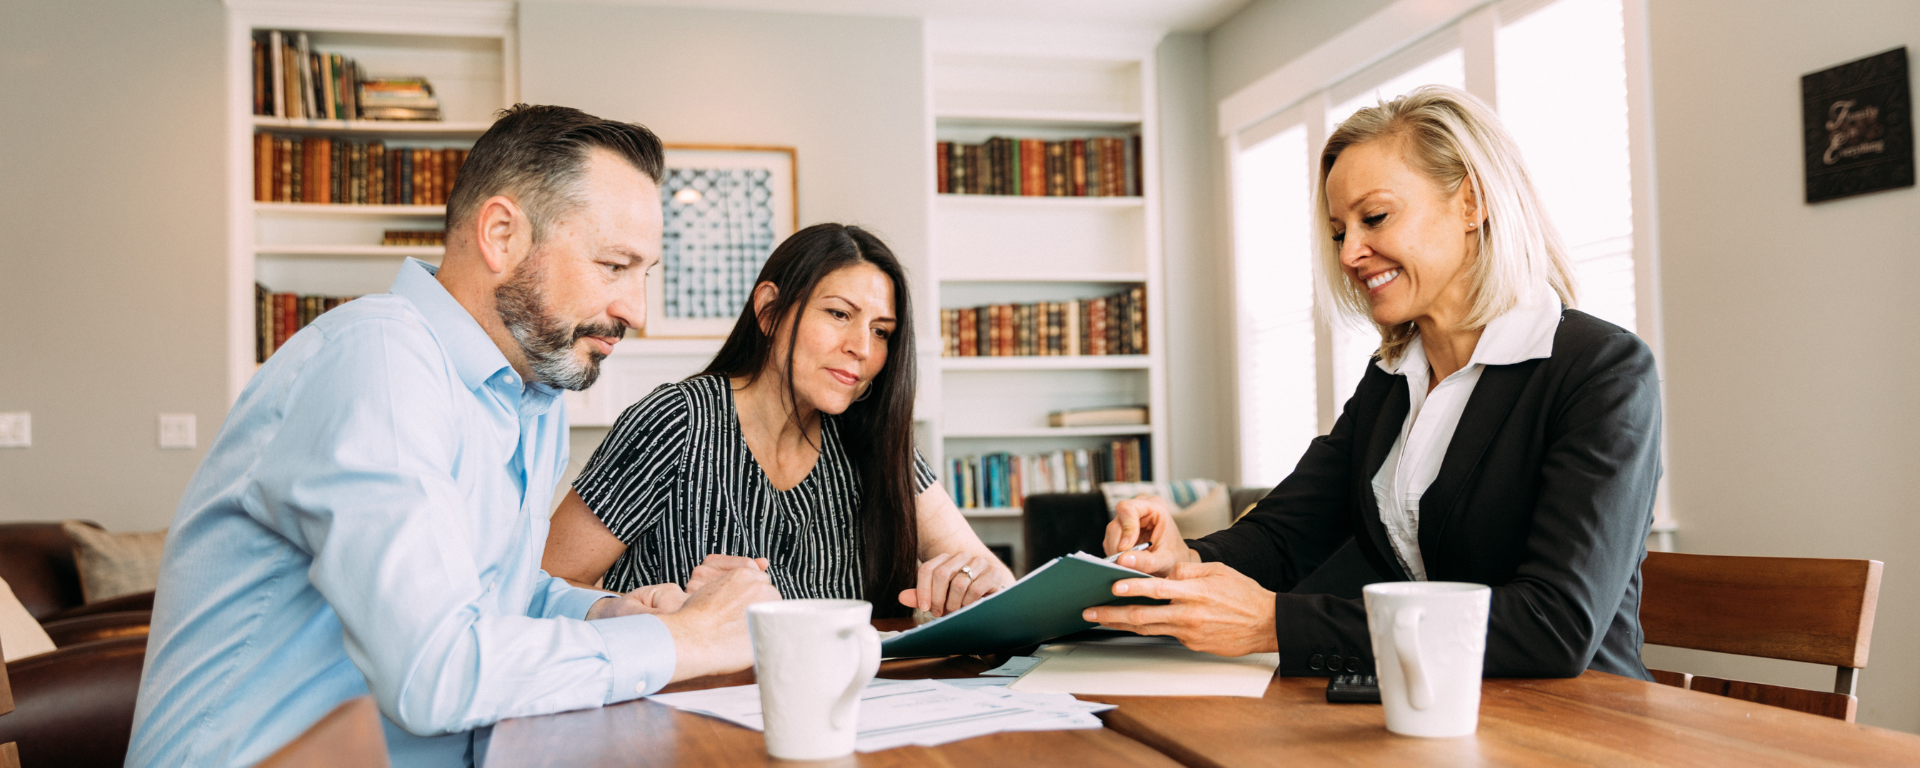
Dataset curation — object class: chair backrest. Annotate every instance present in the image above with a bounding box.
[1640,551,1883,721]
[256,696,389,768]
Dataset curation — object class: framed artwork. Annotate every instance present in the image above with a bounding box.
[641,144,798,337]
[1802,47,1913,204]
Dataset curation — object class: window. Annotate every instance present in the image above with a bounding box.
[1227,0,1649,489]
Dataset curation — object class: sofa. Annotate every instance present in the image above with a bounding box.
[0,522,156,767]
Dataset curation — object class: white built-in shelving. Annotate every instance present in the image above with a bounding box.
[224,1,516,399]
[920,22,1168,572]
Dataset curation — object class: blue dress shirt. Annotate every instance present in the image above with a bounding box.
[126,259,676,767]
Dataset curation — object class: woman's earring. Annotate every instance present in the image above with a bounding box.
[852,382,874,403]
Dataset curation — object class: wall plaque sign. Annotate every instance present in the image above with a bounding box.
[1802,47,1912,204]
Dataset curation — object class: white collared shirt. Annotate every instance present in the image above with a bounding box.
[1369,285,1562,580]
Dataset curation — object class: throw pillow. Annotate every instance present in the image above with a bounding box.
[62,520,167,604]
[0,574,58,661]
[1169,484,1233,538]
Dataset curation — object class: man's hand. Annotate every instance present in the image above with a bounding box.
[685,554,771,595]
[1080,561,1279,657]
[1103,496,1198,576]
[654,567,782,683]
[587,583,688,620]
[896,551,1014,618]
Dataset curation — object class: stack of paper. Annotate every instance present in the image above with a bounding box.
[1009,636,1280,698]
[649,678,1114,752]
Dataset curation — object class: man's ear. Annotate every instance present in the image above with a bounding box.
[751,281,780,335]
[474,195,526,275]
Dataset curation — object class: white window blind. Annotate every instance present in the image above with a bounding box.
[1497,0,1635,331]
[1232,124,1319,487]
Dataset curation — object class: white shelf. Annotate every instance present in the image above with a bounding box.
[255,244,442,258]
[935,110,1142,129]
[254,203,445,217]
[936,194,1143,208]
[942,272,1146,283]
[945,425,1150,439]
[941,356,1150,371]
[251,117,492,137]
[960,507,1024,519]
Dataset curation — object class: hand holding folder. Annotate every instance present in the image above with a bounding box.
[879,552,1168,658]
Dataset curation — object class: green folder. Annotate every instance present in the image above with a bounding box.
[881,552,1168,658]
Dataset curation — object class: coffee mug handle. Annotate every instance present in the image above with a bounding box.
[1393,606,1433,710]
[831,623,882,730]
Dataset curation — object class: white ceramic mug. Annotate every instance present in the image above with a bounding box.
[1362,582,1491,738]
[747,599,882,760]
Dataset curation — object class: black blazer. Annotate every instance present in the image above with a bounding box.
[1192,309,1661,679]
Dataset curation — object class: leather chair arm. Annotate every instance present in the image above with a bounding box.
[42,611,151,648]
[42,591,155,622]
[0,635,147,768]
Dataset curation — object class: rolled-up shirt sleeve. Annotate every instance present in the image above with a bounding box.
[244,317,675,736]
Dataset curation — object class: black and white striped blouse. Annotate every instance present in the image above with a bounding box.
[573,374,937,599]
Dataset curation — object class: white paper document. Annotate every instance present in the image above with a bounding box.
[649,678,1116,752]
[980,655,1042,676]
[1008,639,1280,697]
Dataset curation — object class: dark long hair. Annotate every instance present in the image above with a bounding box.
[697,223,919,615]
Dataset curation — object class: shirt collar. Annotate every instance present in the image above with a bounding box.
[390,258,516,392]
[1377,282,1562,376]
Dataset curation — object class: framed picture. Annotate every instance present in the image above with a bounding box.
[642,144,799,337]
[1802,47,1913,204]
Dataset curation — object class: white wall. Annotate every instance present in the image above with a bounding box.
[0,0,229,533]
[1635,0,1920,733]
[1156,32,1233,482]
[1204,0,1920,734]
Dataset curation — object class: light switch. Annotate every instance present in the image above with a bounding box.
[159,413,197,449]
[0,412,28,447]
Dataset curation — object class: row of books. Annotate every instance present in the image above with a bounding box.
[935,136,1141,197]
[255,285,356,362]
[252,133,468,206]
[947,439,1149,510]
[383,230,446,246]
[251,31,443,121]
[940,287,1146,357]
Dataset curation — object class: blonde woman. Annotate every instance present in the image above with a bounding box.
[1089,86,1661,680]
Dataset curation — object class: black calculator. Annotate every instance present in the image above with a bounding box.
[1325,674,1381,703]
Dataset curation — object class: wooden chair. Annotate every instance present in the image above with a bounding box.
[1640,551,1883,722]
[256,696,390,768]
[1,635,18,768]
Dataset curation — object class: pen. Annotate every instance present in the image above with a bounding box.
[1104,542,1150,562]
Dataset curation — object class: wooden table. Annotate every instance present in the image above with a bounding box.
[489,620,1920,768]
[1091,672,1920,767]
[485,620,1179,768]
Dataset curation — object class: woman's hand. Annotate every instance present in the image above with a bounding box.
[685,554,771,595]
[1103,496,1197,576]
[587,582,690,619]
[1080,562,1279,657]
[896,551,1014,618]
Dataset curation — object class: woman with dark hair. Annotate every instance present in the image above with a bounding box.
[543,223,1013,619]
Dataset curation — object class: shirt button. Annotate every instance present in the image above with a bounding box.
[1327,655,1343,671]
[636,682,647,694]
[1308,654,1325,671]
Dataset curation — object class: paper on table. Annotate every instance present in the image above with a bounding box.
[649,678,1115,753]
[980,656,1041,676]
[1007,641,1280,697]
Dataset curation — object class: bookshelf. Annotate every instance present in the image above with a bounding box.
[921,24,1169,570]
[224,1,516,398]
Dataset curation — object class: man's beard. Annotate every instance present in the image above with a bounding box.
[495,254,623,391]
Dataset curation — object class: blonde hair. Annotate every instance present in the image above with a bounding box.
[1316,85,1578,365]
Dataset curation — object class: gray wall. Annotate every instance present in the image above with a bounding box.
[1635,0,1920,733]
[1203,0,1920,734]
[0,0,228,532]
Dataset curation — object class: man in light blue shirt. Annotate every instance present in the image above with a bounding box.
[127,105,779,767]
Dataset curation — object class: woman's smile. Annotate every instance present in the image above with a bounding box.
[1365,268,1401,294]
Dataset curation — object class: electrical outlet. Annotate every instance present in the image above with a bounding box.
[159,413,196,449]
[0,412,28,448]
